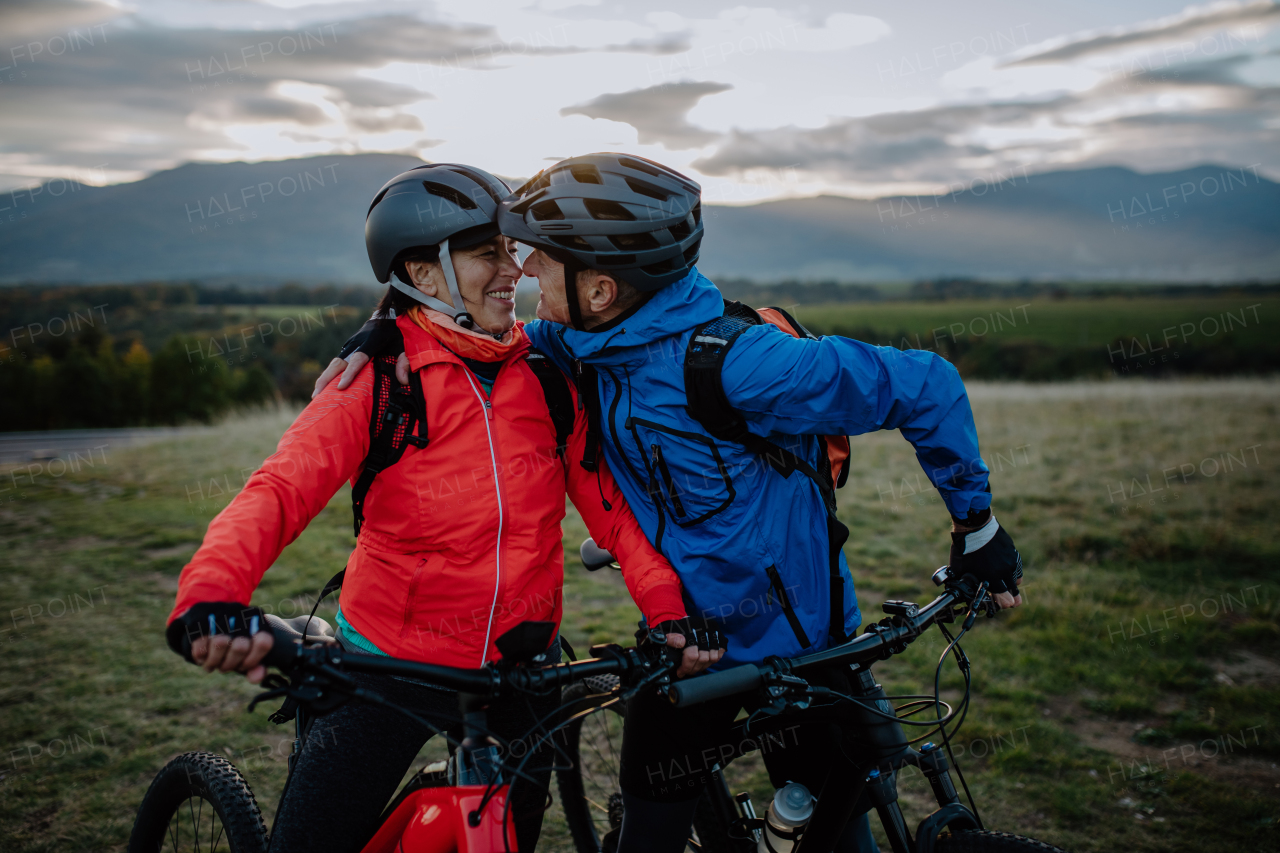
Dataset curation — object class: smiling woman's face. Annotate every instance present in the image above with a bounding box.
[405,237,522,333]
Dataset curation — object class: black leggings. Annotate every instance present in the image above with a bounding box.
[267,670,560,853]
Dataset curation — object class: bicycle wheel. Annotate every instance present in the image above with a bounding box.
[128,751,269,853]
[934,829,1068,852]
[556,675,732,853]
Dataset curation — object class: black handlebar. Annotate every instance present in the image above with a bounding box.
[667,662,763,706]
[262,626,667,700]
[669,577,977,708]
[262,570,980,708]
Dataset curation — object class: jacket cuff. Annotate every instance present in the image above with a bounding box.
[638,581,687,626]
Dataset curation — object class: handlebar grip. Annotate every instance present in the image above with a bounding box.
[668,663,762,707]
[261,623,303,670]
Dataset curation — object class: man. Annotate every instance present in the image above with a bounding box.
[320,153,1023,852]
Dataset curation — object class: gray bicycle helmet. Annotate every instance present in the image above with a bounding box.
[365,163,512,330]
[497,153,703,294]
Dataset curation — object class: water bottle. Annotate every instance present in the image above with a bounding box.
[757,781,814,853]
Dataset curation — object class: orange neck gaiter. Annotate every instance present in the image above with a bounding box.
[406,305,524,362]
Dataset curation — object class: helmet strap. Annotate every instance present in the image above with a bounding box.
[389,238,502,338]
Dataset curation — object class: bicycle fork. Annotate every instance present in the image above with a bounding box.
[798,666,975,853]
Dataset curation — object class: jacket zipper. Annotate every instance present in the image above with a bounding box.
[602,365,665,551]
[765,565,812,649]
[465,372,504,666]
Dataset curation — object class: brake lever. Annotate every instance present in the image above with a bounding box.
[248,662,357,717]
[962,582,990,631]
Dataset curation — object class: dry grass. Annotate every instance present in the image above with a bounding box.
[1,381,1277,852]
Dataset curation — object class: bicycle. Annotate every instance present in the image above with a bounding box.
[556,549,1070,853]
[127,615,681,853]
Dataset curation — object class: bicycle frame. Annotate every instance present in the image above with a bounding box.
[672,571,994,853]
[696,661,980,853]
[361,785,518,853]
[255,626,675,853]
[269,688,524,853]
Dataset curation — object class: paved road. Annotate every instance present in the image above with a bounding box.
[0,427,212,466]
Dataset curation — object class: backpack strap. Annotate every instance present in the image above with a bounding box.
[684,300,850,644]
[573,360,603,473]
[351,356,428,537]
[526,349,575,461]
[685,311,835,501]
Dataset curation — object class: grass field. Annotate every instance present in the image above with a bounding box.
[1,379,1278,852]
[791,295,1272,349]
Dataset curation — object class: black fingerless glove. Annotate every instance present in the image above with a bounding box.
[339,317,402,360]
[947,510,1023,596]
[650,617,728,653]
[165,602,269,664]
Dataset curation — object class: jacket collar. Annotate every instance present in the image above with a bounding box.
[551,267,725,364]
[399,315,531,373]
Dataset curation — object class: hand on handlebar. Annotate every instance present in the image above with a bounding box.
[663,632,724,678]
[653,618,727,678]
[949,510,1023,610]
[191,631,275,684]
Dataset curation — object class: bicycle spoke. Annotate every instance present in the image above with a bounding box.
[211,818,225,853]
[196,796,204,853]
[167,809,180,853]
[189,796,198,853]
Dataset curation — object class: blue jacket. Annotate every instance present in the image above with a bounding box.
[527,269,991,667]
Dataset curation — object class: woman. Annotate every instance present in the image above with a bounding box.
[165,163,718,853]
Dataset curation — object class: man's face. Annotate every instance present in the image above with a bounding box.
[521,248,571,324]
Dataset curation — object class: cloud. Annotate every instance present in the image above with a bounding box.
[1007,0,1280,66]
[693,49,1279,190]
[560,81,733,148]
[0,5,695,188]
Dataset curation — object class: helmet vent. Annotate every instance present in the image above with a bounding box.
[584,198,635,221]
[682,239,701,263]
[609,232,660,251]
[624,178,670,202]
[531,200,566,221]
[618,157,663,178]
[551,235,593,250]
[597,253,636,266]
[423,181,478,210]
[569,164,603,185]
[691,202,701,225]
[668,219,692,241]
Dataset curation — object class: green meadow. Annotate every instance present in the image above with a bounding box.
[1,377,1277,852]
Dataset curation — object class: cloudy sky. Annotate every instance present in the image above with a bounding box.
[2,0,1277,201]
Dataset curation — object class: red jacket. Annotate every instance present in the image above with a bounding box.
[169,316,686,667]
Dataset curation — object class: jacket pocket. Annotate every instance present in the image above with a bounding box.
[399,555,430,639]
[626,417,735,527]
[765,564,812,649]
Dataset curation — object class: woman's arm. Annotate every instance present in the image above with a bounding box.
[168,372,375,625]
[560,387,686,628]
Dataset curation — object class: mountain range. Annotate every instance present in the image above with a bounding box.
[1,154,1276,284]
